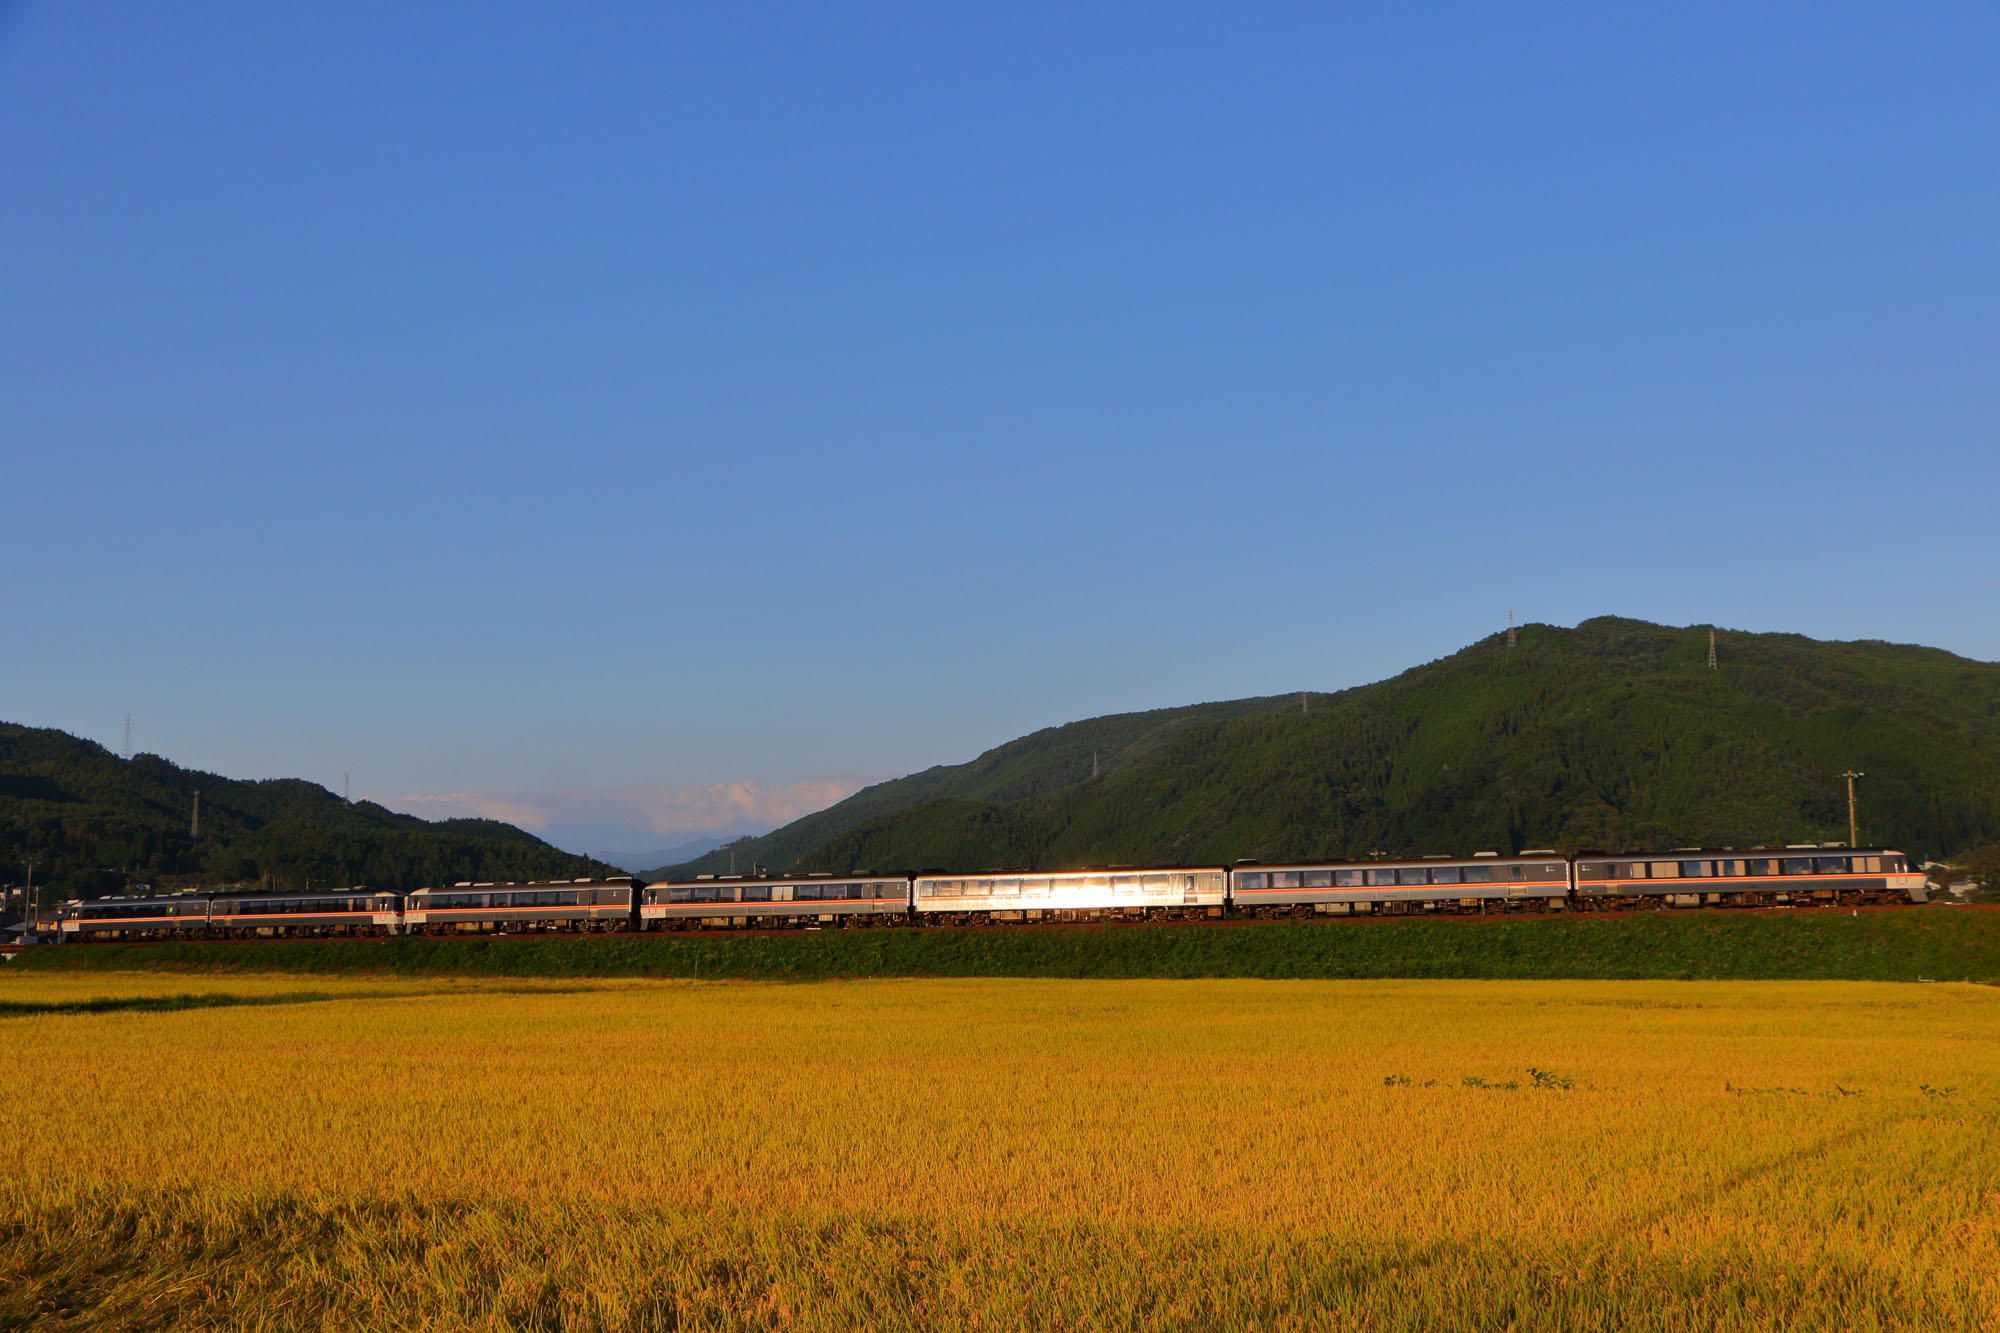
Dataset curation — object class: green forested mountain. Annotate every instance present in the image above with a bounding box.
[669,618,2000,877]
[0,724,613,900]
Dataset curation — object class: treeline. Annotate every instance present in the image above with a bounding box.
[722,618,2000,876]
[0,724,611,902]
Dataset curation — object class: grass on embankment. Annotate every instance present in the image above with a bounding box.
[13,907,1999,982]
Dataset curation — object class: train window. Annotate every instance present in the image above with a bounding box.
[1779,858,1815,876]
[1396,868,1428,886]
[1334,870,1363,888]
[1508,865,1526,881]
[1679,861,1712,878]
[1431,866,1462,885]
[1461,865,1493,884]
[1745,859,1774,877]
[1366,869,1396,886]
[742,886,772,902]
[1301,870,1332,889]
[991,879,1020,897]
[1271,872,1300,890]
[795,883,821,901]
[1237,873,1268,891]
[1817,856,1849,875]
[1885,855,1904,872]
[1649,862,1679,880]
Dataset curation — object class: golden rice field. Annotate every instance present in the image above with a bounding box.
[0,971,1995,1331]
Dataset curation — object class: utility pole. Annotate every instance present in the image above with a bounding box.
[23,859,35,943]
[191,790,201,840]
[1840,771,1864,848]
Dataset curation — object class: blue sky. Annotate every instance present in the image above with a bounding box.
[3,4,1996,856]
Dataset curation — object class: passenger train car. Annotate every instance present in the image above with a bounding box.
[207,890,402,937]
[912,867,1227,921]
[402,879,636,934]
[640,874,907,928]
[57,893,213,940]
[1571,846,1925,908]
[1230,853,1572,915]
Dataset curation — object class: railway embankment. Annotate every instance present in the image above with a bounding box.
[10,906,2000,983]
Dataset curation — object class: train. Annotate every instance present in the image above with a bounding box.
[53,844,1928,940]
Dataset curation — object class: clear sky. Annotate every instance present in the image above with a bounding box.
[4,4,1996,857]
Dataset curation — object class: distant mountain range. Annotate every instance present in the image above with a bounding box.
[0,724,615,897]
[584,836,732,874]
[656,617,2000,878]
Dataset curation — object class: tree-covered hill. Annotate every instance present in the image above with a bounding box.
[677,618,2000,877]
[0,724,614,900]
[657,692,1306,877]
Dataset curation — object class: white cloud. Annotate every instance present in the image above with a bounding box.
[386,775,882,842]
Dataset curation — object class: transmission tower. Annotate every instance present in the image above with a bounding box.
[1707,628,1717,670]
[1507,611,1517,649]
[122,714,132,759]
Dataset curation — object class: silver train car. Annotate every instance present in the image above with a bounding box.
[1231,853,1572,915]
[911,867,1227,921]
[1572,846,1927,907]
[403,878,637,934]
[641,874,908,928]
[56,894,212,940]
[208,889,402,938]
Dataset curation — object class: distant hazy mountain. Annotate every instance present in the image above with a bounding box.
[0,723,616,896]
[668,618,2000,876]
[593,836,731,875]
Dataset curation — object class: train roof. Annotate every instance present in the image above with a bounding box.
[58,893,208,908]
[910,865,1228,879]
[210,888,387,902]
[1230,853,1560,870]
[1578,845,1902,859]
[678,873,903,882]
[414,878,635,893]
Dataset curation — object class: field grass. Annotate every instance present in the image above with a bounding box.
[12,906,2000,983]
[2,971,1996,1330]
